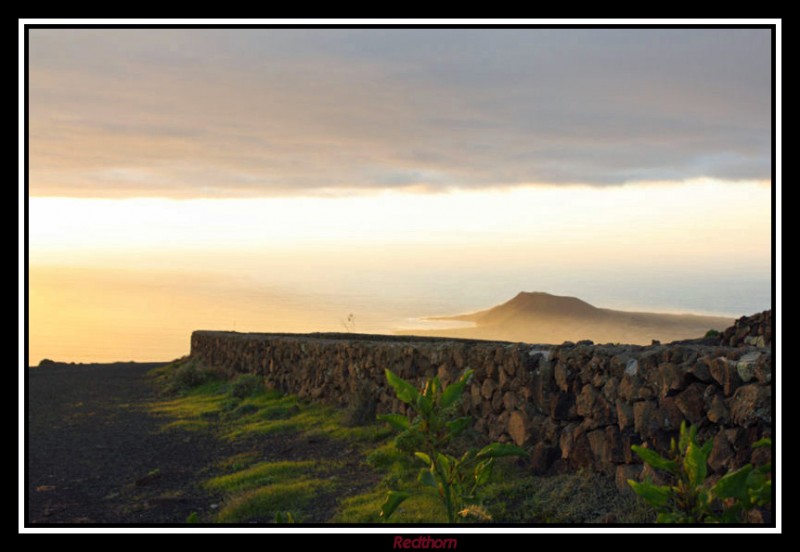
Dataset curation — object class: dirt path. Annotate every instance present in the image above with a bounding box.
[26,362,230,525]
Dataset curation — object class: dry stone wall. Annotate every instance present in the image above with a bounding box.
[190,319,772,490]
[718,310,772,348]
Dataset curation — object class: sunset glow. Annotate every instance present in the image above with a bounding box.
[24,26,775,364]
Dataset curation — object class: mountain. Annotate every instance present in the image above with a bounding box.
[404,291,735,345]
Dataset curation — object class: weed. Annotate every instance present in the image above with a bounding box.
[151,358,225,395]
[274,511,296,523]
[205,460,317,493]
[485,468,654,523]
[228,374,263,399]
[378,369,527,523]
[215,479,332,523]
[628,421,772,523]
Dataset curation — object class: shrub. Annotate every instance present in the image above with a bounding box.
[228,374,263,399]
[378,369,527,523]
[628,421,772,523]
[161,358,223,394]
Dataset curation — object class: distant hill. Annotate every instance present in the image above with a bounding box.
[402,291,735,345]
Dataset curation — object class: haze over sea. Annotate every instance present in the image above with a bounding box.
[29,184,770,365]
[26,28,774,365]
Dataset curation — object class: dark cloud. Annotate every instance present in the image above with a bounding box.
[28,27,772,197]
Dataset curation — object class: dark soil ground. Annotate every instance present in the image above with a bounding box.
[26,361,380,526]
[26,362,233,525]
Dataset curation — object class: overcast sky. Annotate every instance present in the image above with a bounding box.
[28,27,772,197]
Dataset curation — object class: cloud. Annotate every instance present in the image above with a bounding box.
[28,27,772,197]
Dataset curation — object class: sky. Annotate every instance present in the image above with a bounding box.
[24,25,776,364]
[29,28,771,196]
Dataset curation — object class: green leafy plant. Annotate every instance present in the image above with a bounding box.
[274,511,296,523]
[378,369,527,523]
[628,421,772,523]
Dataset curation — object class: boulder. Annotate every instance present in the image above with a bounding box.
[674,383,706,425]
[507,410,529,446]
[730,384,771,427]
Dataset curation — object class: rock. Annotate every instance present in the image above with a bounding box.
[507,410,529,446]
[706,392,730,424]
[636,384,656,401]
[602,378,619,402]
[587,425,624,466]
[491,390,504,414]
[576,385,597,417]
[754,354,772,384]
[540,416,561,443]
[625,358,639,376]
[502,390,518,411]
[620,431,642,464]
[616,400,634,431]
[530,443,560,474]
[708,430,734,473]
[750,437,772,466]
[569,433,594,467]
[657,363,686,396]
[633,401,658,439]
[674,383,706,425]
[554,361,571,392]
[470,383,482,414]
[736,351,761,382]
[488,417,504,441]
[437,364,453,386]
[708,357,742,397]
[689,358,713,383]
[481,378,496,400]
[498,369,509,391]
[658,397,684,431]
[559,423,579,459]
[617,374,640,402]
[730,384,771,427]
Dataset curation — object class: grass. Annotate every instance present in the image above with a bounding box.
[333,486,446,523]
[147,361,389,523]
[205,460,319,493]
[482,466,655,523]
[216,479,334,523]
[147,358,657,524]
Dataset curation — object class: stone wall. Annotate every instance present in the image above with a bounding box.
[190,318,772,489]
[718,310,773,348]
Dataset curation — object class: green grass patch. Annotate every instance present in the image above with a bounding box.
[216,452,260,473]
[205,460,317,493]
[150,381,228,418]
[216,478,334,523]
[333,484,445,523]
